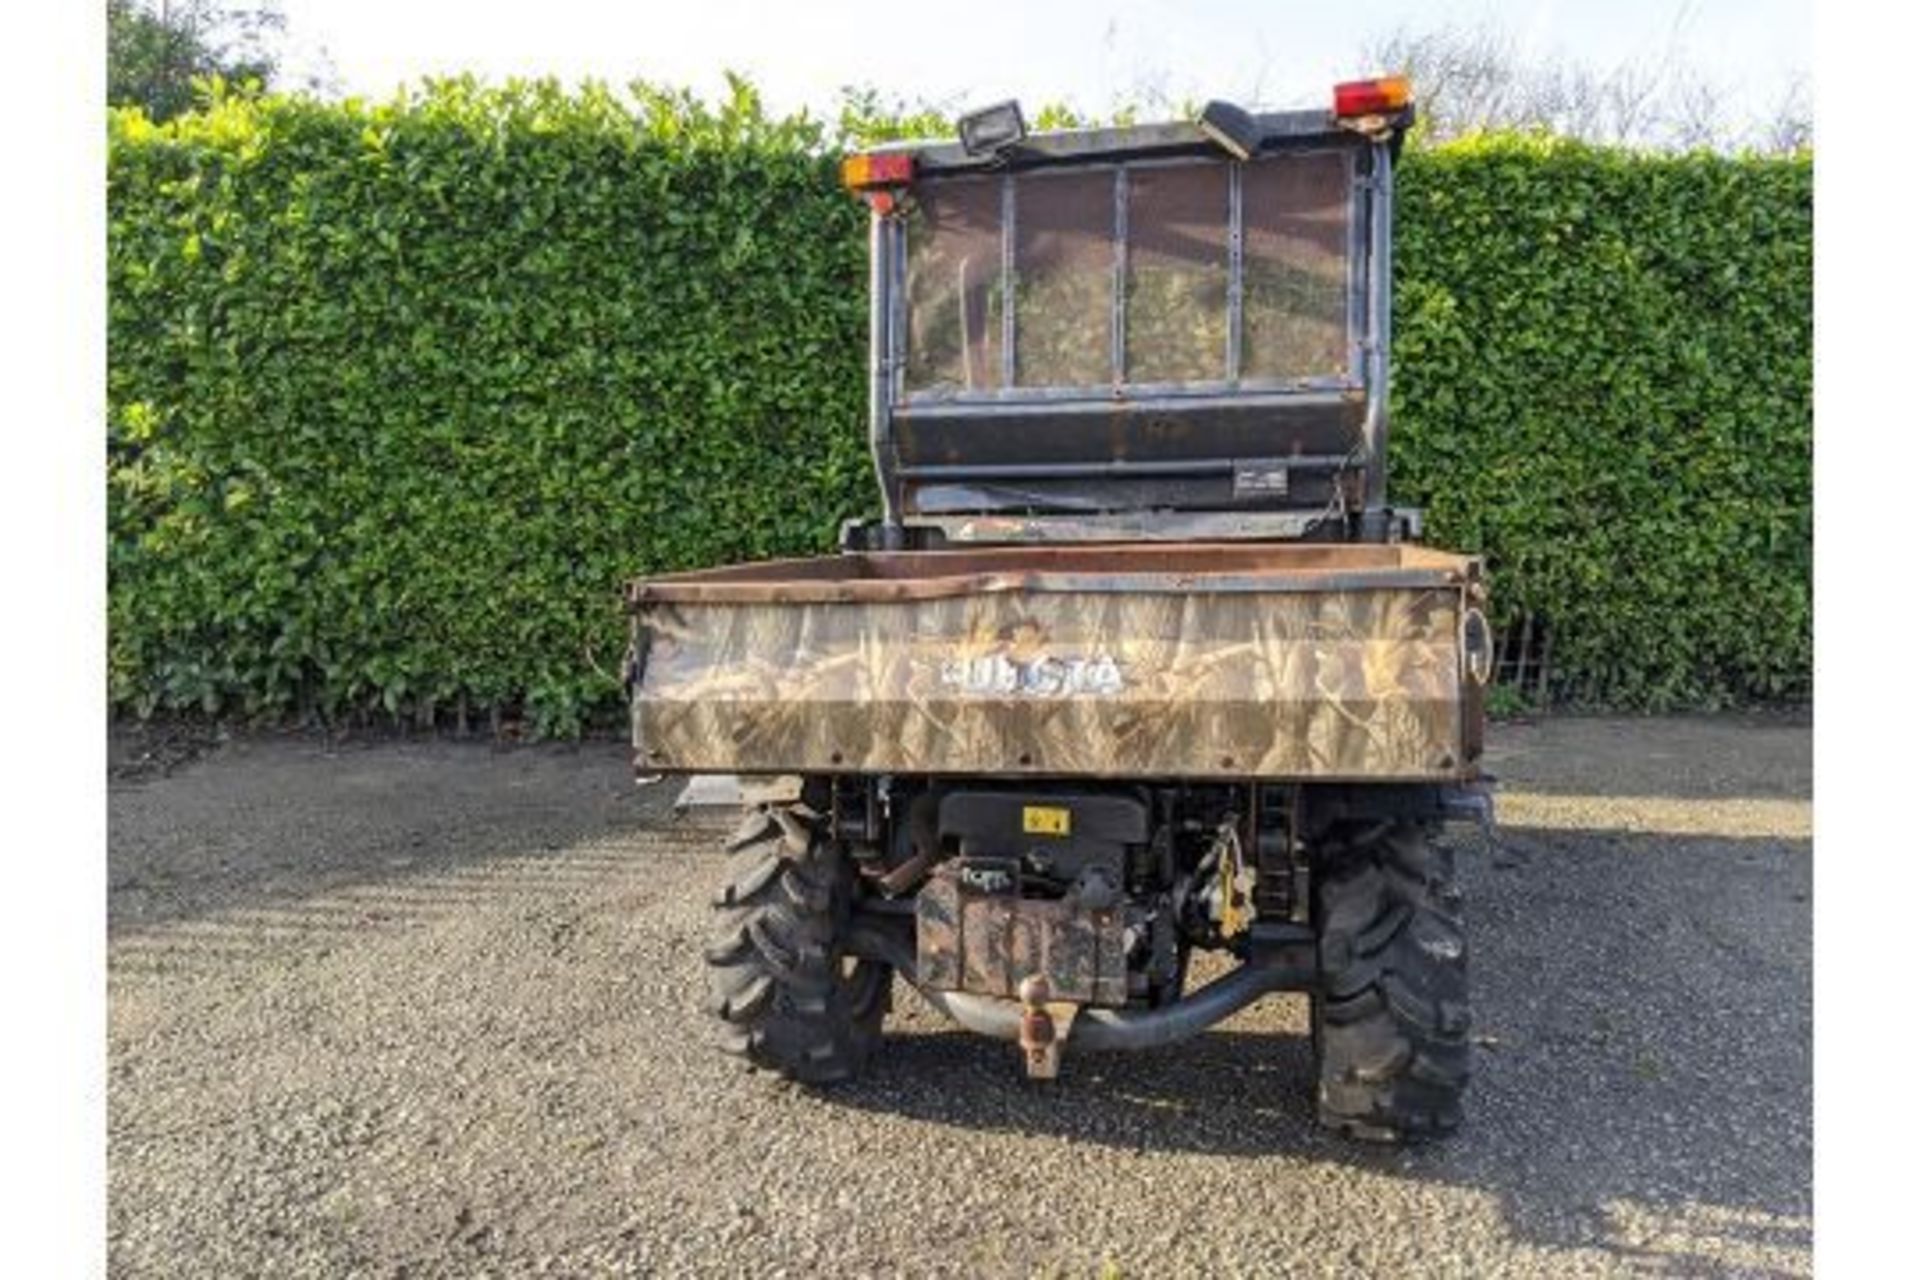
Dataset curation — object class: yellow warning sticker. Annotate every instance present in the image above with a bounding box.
[1022,805,1071,836]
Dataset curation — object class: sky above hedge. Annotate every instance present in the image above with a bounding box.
[276,0,1809,129]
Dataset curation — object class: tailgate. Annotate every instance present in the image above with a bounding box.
[628,544,1485,781]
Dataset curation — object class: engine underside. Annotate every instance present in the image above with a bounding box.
[826,776,1479,1025]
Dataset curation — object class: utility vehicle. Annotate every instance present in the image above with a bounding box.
[625,79,1493,1141]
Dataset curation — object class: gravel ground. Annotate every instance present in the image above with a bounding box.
[108,715,1811,1277]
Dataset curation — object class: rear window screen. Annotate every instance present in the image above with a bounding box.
[903,176,1004,392]
[1012,170,1115,387]
[901,150,1355,395]
[1125,164,1230,384]
[1242,151,1352,381]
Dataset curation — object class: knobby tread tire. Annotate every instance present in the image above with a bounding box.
[1311,819,1470,1142]
[703,806,890,1084]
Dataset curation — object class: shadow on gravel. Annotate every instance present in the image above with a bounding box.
[107,736,673,936]
[1484,714,1811,802]
[833,823,1813,1276]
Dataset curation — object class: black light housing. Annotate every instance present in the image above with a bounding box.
[1196,99,1262,161]
[957,100,1027,156]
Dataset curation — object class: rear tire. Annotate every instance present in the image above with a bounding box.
[1310,819,1470,1141]
[702,804,890,1084]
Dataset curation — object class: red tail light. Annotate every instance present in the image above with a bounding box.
[1333,75,1412,118]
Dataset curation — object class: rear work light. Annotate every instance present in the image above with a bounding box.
[840,151,914,191]
[1333,75,1412,119]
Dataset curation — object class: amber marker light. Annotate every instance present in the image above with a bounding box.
[1333,75,1413,118]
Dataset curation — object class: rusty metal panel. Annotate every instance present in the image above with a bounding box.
[629,542,1470,604]
[632,546,1476,781]
[916,873,963,989]
[916,870,1128,1005]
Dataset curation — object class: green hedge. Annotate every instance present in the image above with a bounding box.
[108,82,1811,730]
[1390,135,1811,707]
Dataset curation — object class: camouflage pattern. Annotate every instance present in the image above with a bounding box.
[630,552,1478,780]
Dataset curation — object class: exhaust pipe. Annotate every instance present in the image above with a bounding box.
[849,925,1312,1054]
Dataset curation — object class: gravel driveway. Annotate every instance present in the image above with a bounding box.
[108,715,1811,1277]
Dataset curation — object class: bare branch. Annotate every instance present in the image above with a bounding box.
[1761,74,1813,155]
[1359,17,1801,153]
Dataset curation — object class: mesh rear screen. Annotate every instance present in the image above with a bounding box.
[903,176,1004,392]
[1124,163,1230,383]
[902,151,1355,395]
[1012,170,1115,387]
[1241,151,1351,381]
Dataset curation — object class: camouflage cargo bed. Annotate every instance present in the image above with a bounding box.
[627,543,1486,782]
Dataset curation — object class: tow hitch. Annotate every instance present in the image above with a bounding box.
[1016,975,1081,1079]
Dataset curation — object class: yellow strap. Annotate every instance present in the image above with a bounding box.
[1219,825,1247,939]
